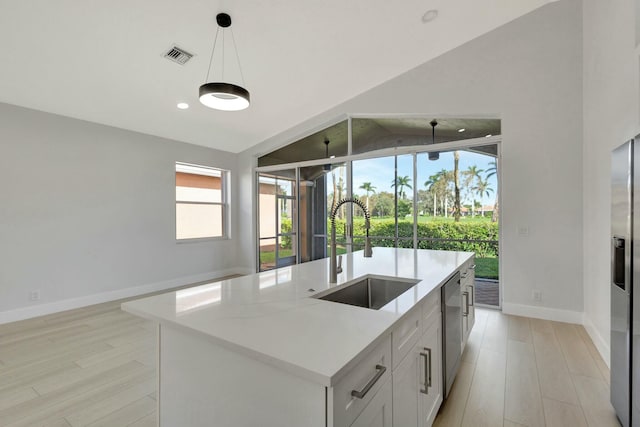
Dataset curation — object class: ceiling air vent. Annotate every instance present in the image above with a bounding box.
[164,46,193,65]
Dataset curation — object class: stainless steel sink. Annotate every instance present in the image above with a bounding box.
[313,276,419,310]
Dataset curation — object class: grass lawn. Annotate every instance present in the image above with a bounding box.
[259,249,293,264]
[475,257,498,280]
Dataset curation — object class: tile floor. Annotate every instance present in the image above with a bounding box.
[434,309,619,427]
[0,293,620,426]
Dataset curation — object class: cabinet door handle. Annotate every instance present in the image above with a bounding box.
[470,264,476,270]
[420,347,432,394]
[462,291,469,316]
[469,285,474,307]
[351,364,386,399]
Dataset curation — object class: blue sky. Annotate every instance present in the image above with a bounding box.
[351,151,498,206]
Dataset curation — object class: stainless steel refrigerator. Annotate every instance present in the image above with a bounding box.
[612,139,640,427]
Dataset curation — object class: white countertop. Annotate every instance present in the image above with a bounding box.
[122,248,472,386]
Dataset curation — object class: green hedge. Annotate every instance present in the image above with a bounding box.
[332,219,498,257]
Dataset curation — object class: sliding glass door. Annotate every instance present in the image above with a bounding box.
[351,155,416,249]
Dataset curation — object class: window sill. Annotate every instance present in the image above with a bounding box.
[176,236,230,244]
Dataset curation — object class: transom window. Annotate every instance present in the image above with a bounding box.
[175,162,228,240]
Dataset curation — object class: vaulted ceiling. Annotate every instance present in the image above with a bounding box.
[0,0,556,153]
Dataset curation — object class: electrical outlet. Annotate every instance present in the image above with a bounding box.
[532,290,542,302]
[518,226,530,237]
[28,290,41,302]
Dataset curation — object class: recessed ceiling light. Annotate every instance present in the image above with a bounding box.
[177,102,189,110]
[422,9,438,24]
[485,134,492,138]
[458,128,466,133]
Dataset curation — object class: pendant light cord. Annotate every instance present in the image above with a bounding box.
[222,30,225,81]
[430,119,437,144]
[230,28,246,86]
[204,23,245,86]
[205,26,221,83]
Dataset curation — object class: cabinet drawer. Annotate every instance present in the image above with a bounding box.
[391,308,422,369]
[421,290,440,332]
[351,378,392,427]
[460,259,475,281]
[423,303,441,333]
[332,335,392,427]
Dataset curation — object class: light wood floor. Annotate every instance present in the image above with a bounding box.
[434,309,620,427]
[0,297,158,427]
[0,296,620,426]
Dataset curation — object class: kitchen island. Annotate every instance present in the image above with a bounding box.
[122,247,475,427]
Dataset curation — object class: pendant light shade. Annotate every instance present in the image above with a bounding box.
[199,82,250,111]
[199,13,250,111]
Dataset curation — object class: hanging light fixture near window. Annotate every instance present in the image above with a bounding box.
[323,138,332,171]
[199,13,250,111]
[429,119,440,160]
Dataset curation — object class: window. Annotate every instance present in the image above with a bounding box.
[176,162,228,240]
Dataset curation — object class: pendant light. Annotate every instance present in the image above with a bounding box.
[199,13,250,111]
[429,120,440,160]
[323,138,331,171]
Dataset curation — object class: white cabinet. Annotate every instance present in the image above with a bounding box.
[421,316,443,426]
[461,258,476,346]
[392,294,443,427]
[331,336,392,427]
[391,307,422,370]
[150,257,471,427]
[351,378,393,427]
[392,342,422,426]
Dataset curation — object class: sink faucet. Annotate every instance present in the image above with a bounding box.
[329,197,373,283]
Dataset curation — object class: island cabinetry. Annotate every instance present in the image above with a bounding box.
[350,379,393,427]
[391,307,422,369]
[158,324,327,427]
[120,248,475,427]
[392,291,442,427]
[461,257,476,345]
[421,314,443,426]
[330,335,392,427]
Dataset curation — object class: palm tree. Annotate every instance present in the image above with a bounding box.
[463,165,484,217]
[485,160,499,222]
[485,160,497,179]
[473,178,494,217]
[391,175,412,200]
[453,151,461,222]
[425,170,451,217]
[424,174,440,216]
[359,182,376,212]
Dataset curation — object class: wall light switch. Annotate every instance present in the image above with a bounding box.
[518,226,530,237]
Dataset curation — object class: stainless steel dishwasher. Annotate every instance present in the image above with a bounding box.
[441,271,461,398]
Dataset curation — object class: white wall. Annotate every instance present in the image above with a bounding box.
[0,103,241,322]
[239,0,584,319]
[582,0,640,363]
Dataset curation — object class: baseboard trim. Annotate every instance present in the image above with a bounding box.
[582,314,611,368]
[0,268,246,325]
[234,267,255,276]
[502,302,583,324]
